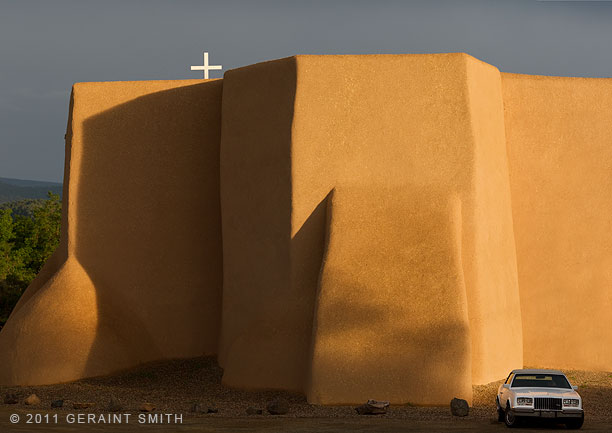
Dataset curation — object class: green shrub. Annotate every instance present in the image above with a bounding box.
[0,192,61,326]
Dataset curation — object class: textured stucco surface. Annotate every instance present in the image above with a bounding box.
[0,54,609,406]
[503,73,612,372]
[0,80,223,385]
[308,187,472,405]
[220,54,522,404]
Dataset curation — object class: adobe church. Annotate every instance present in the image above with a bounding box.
[0,53,610,405]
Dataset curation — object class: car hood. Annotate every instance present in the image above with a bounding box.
[512,388,580,398]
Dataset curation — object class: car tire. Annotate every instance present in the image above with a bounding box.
[496,398,504,422]
[565,414,584,430]
[504,403,520,428]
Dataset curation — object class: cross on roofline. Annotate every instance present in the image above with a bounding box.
[190,52,222,79]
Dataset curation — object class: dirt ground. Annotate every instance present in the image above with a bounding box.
[1,357,611,432]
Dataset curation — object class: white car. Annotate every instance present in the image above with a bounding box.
[496,369,584,429]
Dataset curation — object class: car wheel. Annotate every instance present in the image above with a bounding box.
[496,398,504,422]
[565,414,584,430]
[504,403,520,428]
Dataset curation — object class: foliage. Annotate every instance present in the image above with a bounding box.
[0,192,61,326]
[0,198,47,218]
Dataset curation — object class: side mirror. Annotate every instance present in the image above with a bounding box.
[572,385,579,390]
[503,384,510,389]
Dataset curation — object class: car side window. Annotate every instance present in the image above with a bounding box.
[505,373,514,385]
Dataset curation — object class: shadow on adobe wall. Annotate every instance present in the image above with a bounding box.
[78,82,223,375]
[306,274,470,404]
[290,190,333,389]
[304,187,472,404]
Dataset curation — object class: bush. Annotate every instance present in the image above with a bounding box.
[0,192,61,326]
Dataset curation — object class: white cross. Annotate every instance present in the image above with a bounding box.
[190,52,222,79]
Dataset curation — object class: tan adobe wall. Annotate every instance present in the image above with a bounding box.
[220,54,522,404]
[502,73,612,372]
[0,55,609,407]
[0,80,223,385]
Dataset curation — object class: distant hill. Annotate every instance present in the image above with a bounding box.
[0,177,62,204]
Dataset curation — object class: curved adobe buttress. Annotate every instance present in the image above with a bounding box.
[0,80,223,385]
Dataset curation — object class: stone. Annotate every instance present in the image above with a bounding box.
[246,407,262,415]
[51,399,64,408]
[139,403,155,412]
[189,402,217,414]
[355,399,390,415]
[190,402,203,413]
[266,398,289,415]
[24,394,41,405]
[450,397,469,417]
[3,393,18,404]
[73,402,95,409]
[108,396,122,412]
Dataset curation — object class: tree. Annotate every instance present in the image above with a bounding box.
[0,208,13,280]
[0,192,61,326]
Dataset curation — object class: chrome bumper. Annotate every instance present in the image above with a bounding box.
[513,408,583,418]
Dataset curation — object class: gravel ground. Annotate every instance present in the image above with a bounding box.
[1,357,611,423]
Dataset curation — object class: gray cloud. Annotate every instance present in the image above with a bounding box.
[1,0,612,181]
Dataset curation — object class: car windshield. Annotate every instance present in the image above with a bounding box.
[511,374,571,389]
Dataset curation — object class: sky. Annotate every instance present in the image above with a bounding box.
[1,0,612,182]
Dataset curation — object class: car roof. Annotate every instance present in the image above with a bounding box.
[511,369,566,375]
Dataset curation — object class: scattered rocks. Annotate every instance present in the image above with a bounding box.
[266,398,289,415]
[51,399,64,408]
[450,397,469,417]
[3,393,18,404]
[73,402,95,409]
[139,403,155,412]
[108,396,123,412]
[190,402,219,414]
[355,399,390,415]
[24,394,41,406]
[246,406,263,415]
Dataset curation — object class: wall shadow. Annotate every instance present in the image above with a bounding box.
[290,189,333,390]
[77,81,224,375]
[306,186,473,404]
[218,57,304,391]
[309,274,472,404]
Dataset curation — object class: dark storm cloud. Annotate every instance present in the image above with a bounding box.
[1,0,611,181]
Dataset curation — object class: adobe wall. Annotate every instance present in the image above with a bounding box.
[0,53,609,406]
[218,58,298,390]
[220,54,523,404]
[502,73,612,371]
[308,186,472,405]
[0,80,223,385]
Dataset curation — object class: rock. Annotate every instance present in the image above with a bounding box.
[266,398,289,415]
[189,402,218,413]
[24,394,41,406]
[190,402,203,413]
[246,406,263,415]
[3,393,18,404]
[108,396,122,412]
[51,399,64,408]
[450,397,469,417]
[355,399,390,415]
[139,403,155,412]
[73,402,95,409]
